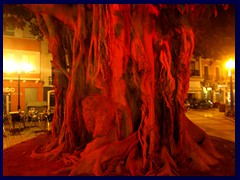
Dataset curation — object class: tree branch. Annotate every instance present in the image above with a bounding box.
[23,4,77,30]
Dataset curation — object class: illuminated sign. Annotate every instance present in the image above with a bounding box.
[3,87,15,92]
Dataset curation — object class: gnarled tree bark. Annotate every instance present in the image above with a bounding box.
[24,4,223,176]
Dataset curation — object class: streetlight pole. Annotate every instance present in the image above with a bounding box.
[226,58,235,116]
[17,72,21,111]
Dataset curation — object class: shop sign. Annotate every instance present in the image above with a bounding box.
[3,87,15,92]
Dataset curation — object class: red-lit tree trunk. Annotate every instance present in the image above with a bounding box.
[24,4,222,175]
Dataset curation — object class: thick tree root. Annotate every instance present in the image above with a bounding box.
[31,141,67,162]
[30,114,222,176]
[182,116,223,172]
[68,132,179,176]
[145,147,179,176]
[69,132,138,176]
[185,116,223,159]
[51,166,72,176]
[30,116,222,176]
[45,137,59,152]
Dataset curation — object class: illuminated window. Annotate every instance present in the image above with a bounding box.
[3,50,40,74]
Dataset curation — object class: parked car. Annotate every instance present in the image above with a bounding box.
[213,102,222,108]
[186,98,196,109]
[194,99,213,109]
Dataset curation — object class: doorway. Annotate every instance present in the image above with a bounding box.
[25,88,37,111]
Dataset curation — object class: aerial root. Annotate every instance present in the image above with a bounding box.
[126,145,144,176]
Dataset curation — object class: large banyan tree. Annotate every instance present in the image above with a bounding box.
[4,4,229,176]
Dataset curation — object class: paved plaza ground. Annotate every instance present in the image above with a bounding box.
[3,108,235,150]
[3,108,235,176]
[3,120,52,149]
[186,108,235,142]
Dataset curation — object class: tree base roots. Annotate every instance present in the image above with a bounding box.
[31,116,222,176]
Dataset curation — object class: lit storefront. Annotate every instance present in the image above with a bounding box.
[3,80,44,114]
[3,37,44,114]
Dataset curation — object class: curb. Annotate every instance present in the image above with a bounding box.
[225,116,235,122]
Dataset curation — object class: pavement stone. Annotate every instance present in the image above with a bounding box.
[3,121,52,150]
[186,108,235,142]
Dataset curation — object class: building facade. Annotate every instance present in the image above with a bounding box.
[188,56,235,105]
[3,25,53,114]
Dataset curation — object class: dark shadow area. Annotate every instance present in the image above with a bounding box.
[3,133,235,176]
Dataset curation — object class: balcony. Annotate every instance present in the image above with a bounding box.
[190,70,200,77]
[214,75,226,82]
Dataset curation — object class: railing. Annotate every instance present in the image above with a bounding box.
[190,70,200,76]
[191,71,230,83]
[202,74,213,81]
[202,75,230,82]
[214,75,226,81]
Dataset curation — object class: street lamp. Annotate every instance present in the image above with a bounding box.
[3,59,33,111]
[226,58,235,115]
[17,71,20,111]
